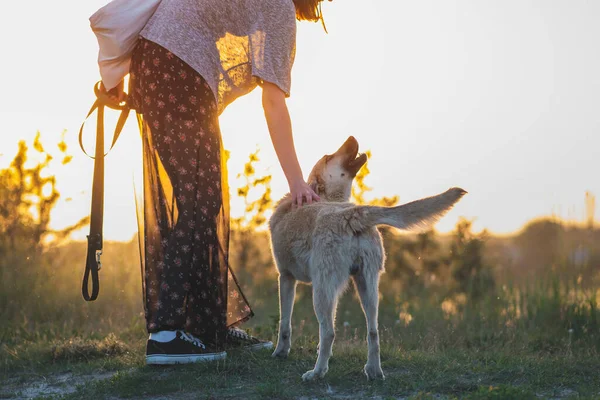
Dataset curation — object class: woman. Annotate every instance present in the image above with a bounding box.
[103,0,326,365]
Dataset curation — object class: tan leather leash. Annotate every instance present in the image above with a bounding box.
[79,82,131,301]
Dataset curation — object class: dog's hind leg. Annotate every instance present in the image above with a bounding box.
[352,268,385,380]
[302,275,344,382]
[272,272,297,358]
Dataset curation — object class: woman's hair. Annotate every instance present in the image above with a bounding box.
[293,0,330,31]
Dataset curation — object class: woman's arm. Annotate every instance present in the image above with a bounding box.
[262,82,320,207]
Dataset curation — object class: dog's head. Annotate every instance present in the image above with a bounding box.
[307,136,368,202]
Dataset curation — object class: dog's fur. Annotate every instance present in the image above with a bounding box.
[268,136,466,381]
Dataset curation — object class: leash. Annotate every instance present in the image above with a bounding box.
[79,81,131,301]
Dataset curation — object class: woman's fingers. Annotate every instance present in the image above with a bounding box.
[304,189,312,205]
[290,181,321,209]
[311,189,321,202]
[101,80,126,104]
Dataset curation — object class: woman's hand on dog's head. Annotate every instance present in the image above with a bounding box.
[290,179,320,208]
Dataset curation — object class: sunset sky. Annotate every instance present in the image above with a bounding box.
[1,0,598,242]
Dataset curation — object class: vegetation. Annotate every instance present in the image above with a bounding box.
[1,135,599,399]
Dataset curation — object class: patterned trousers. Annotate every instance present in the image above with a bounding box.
[128,38,252,346]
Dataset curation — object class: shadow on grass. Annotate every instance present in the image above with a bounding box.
[51,333,128,363]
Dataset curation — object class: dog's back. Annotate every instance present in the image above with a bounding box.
[269,197,356,282]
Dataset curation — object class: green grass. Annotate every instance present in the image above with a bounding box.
[2,315,599,400]
[2,233,599,399]
[2,277,600,399]
[3,345,599,399]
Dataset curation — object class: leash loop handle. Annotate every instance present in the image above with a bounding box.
[79,82,131,160]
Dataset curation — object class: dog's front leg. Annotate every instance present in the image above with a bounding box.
[302,281,337,381]
[272,273,297,358]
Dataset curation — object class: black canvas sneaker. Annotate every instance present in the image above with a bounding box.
[225,327,273,351]
[146,331,226,365]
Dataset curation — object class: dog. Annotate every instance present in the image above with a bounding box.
[268,136,466,381]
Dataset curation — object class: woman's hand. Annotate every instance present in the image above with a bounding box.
[100,80,127,104]
[289,178,320,208]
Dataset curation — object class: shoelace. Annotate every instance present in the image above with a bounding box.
[228,327,252,340]
[179,331,206,349]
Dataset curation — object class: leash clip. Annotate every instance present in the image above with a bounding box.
[96,250,103,271]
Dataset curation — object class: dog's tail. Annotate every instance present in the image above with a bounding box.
[345,187,467,233]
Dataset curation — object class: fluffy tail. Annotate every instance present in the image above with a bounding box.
[345,187,467,232]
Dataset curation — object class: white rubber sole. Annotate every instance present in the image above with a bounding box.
[244,341,274,351]
[146,351,226,365]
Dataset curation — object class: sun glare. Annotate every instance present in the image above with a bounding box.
[0,0,597,242]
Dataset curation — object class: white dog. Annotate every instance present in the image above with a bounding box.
[268,136,466,381]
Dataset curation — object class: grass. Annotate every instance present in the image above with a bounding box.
[2,327,599,399]
[2,281,600,400]
[1,228,599,399]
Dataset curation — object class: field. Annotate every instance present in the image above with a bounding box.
[1,228,600,399]
[1,140,599,399]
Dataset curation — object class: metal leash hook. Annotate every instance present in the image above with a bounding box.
[96,250,103,271]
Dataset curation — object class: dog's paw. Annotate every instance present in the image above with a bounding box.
[302,368,327,382]
[271,347,290,358]
[364,364,385,381]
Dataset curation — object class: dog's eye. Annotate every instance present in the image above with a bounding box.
[341,173,346,177]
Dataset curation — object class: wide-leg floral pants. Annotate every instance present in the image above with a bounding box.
[128,38,252,346]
